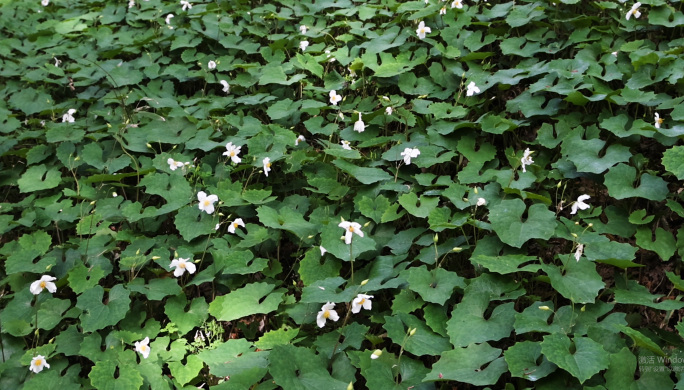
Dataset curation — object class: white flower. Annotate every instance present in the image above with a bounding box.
[263,157,272,177]
[416,21,431,40]
[299,40,309,51]
[339,221,364,244]
[135,337,151,359]
[466,81,480,97]
[180,0,192,11]
[570,194,591,215]
[476,197,486,206]
[41,0,49,6]
[223,142,242,164]
[207,60,217,70]
[228,218,245,234]
[128,0,135,8]
[400,147,421,165]
[170,258,196,277]
[299,25,307,34]
[385,107,393,115]
[574,244,584,262]
[354,113,365,133]
[53,57,61,67]
[451,0,463,8]
[215,223,220,231]
[320,246,327,255]
[165,14,174,25]
[62,108,76,123]
[29,355,50,373]
[655,112,664,129]
[348,67,356,78]
[316,302,339,328]
[220,80,230,93]
[612,51,618,57]
[626,2,641,20]
[341,140,352,150]
[338,112,345,120]
[30,275,57,295]
[197,191,219,214]
[521,148,534,173]
[296,135,306,145]
[167,158,185,171]
[440,6,447,15]
[351,294,373,314]
[112,192,118,197]
[371,350,382,359]
[329,90,342,106]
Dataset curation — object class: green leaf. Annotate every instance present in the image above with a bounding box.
[332,159,392,185]
[540,334,610,384]
[268,345,349,390]
[615,325,665,357]
[613,278,684,311]
[168,355,203,387]
[208,283,283,322]
[18,164,62,193]
[255,326,299,350]
[383,313,451,356]
[541,258,604,304]
[257,205,317,239]
[165,295,209,335]
[353,348,432,390]
[470,254,541,274]
[298,247,341,286]
[662,145,684,180]
[174,206,217,242]
[77,285,131,332]
[358,195,392,224]
[561,131,631,174]
[89,350,144,390]
[635,226,676,260]
[398,192,439,218]
[504,341,556,381]
[424,343,508,386]
[446,294,516,347]
[198,339,268,387]
[401,266,465,305]
[604,164,669,201]
[489,199,557,248]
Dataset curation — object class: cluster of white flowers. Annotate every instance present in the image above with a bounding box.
[170,258,196,277]
[521,148,534,173]
[416,21,431,40]
[223,142,242,163]
[466,81,480,96]
[626,2,641,20]
[354,113,365,133]
[62,109,76,123]
[316,293,374,328]
[400,147,421,165]
[329,90,342,105]
[570,194,591,214]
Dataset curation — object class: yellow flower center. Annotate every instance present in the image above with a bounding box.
[230,151,235,157]
[179,262,186,269]
[323,310,330,319]
[349,226,354,232]
[203,200,210,207]
[40,281,46,288]
[657,118,664,124]
[359,299,366,305]
[266,162,271,168]
[233,222,239,228]
[141,346,148,352]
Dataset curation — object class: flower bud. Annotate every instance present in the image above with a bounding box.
[473,187,479,194]
[347,382,353,390]
[433,234,439,243]
[452,247,462,252]
[360,279,369,286]
[588,223,593,227]
[363,221,371,227]
[538,306,551,311]
[409,328,416,336]
[571,233,578,238]
[152,256,161,260]
[371,350,382,359]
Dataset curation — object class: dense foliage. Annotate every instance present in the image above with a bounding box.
[2,0,684,388]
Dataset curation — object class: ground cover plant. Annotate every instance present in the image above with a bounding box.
[2,0,684,388]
